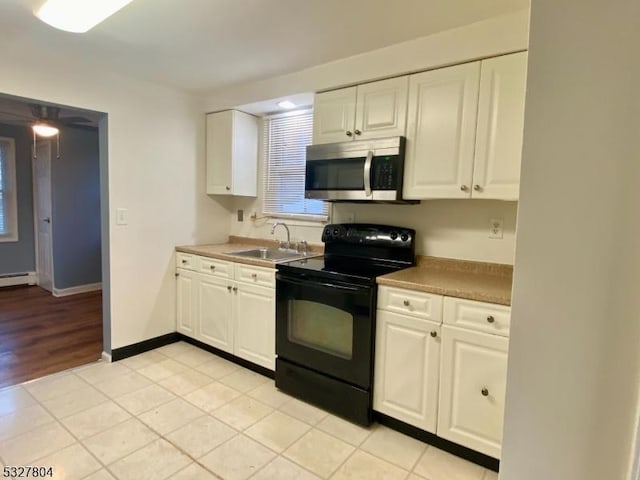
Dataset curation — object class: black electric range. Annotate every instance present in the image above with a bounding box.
[275,223,416,425]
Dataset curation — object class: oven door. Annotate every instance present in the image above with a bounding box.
[276,272,374,389]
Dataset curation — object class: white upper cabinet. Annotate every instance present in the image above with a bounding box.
[472,52,528,200]
[312,87,357,144]
[403,51,528,200]
[312,77,408,144]
[206,110,258,196]
[403,62,480,199]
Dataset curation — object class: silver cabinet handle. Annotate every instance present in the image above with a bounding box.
[227,285,232,292]
[430,331,437,338]
[354,129,362,135]
[487,316,495,324]
[403,300,410,306]
[460,185,468,192]
[181,259,187,264]
[251,273,258,279]
[42,217,51,223]
[175,273,179,278]
[232,286,238,292]
[481,388,489,397]
[210,265,216,270]
[346,130,353,137]
[364,150,373,197]
[473,184,481,191]
[225,186,231,191]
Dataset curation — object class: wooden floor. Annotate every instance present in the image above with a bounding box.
[0,285,103,388]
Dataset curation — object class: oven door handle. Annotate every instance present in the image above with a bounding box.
[277,273,370,293]
[363,150,374,197]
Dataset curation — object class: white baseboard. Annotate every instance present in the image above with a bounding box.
[53,282,102,297]
[0,272,37,287]
[101,351,112,363]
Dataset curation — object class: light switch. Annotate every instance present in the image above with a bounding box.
[116,208,128,226]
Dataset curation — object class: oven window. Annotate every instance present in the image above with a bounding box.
[306,158,365,190]
[287,300,353,359]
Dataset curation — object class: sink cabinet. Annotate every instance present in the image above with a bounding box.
[175,253,275,370]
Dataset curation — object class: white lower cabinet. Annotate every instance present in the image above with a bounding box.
[234,282,275,370]
[437,325,509,459]
[374,286,511,459]
[176,268,195,336]
[198,274,234,353]
[175,254,275,371]
[373,310,441,432]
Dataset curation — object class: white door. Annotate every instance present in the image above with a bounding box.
[198,274,234,353]
[354,77,409,140]
[373,310,441,433]
[233,282,275,370]
[34,140,53,292]
[206,111,233,195]
[403,62,480,199]
[176,269,195,336]
[437,325,509,459]
[472,52,528,200]
[312,87,357,144]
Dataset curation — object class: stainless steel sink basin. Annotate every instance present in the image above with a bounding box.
[230,248,305,261]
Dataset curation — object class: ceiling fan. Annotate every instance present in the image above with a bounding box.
[0,103,93,135]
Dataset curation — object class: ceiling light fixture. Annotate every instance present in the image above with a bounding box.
[277,100,296,109]
[36,0,135,33]
[32,123,59,138]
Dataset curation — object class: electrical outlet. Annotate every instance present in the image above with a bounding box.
[489,218,503,239]
[237,209,244,222]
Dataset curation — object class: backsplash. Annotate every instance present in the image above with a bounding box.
[229,198,517,265]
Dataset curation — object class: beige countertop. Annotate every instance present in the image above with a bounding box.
[175,236,323,269]
[378,256,513,306]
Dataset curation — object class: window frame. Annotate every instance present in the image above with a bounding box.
[261,109,330,223]
[0,137,18,242]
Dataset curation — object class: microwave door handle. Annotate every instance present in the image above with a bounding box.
[364,150,374,197]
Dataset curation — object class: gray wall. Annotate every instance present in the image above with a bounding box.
[51,126,101,289]
[0,123,35,274]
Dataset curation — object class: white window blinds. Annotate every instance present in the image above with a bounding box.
[262,110,328,220]
[0,138,18,242]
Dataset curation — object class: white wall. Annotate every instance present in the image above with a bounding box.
[501,1,640,479]
[0,51,230,350]
[219,10,529,264]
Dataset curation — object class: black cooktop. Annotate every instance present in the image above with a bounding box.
[277,223,416,285]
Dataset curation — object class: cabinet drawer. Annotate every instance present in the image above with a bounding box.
[377,286,443,322]
[443,297,511,337]
[198,256,233,279]
[176,252,195,270]
[234,263,275,287]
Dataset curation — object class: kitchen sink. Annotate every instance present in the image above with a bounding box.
[230,248,307,261]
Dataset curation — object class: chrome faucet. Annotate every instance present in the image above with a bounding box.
[271,222,291,250]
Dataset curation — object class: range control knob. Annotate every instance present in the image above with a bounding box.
[400,232,409,242]
[390,231,398,240]
[333,228,340,237]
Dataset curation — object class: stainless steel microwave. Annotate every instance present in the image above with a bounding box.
[305,136,414,203]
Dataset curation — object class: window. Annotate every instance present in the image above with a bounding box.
[0,138,18,242]
[262,110,329,220]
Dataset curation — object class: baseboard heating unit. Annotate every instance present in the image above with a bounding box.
[0,272,37,288]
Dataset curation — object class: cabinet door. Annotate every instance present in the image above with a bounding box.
[354,77,408,140]
[230,111,258,197]
[176,269,195,336]
[403,62,480,199]
[312,87,357,144]
[438,325,509,459]
[472,52,528,200]
[234,283,275,370]
[198,274,234,353]
[206,111,233,195]
[373,310,441,433]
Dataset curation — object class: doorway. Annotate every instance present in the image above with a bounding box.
[0,93,109,387]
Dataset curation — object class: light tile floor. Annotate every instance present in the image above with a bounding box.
[0,342,499,480]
